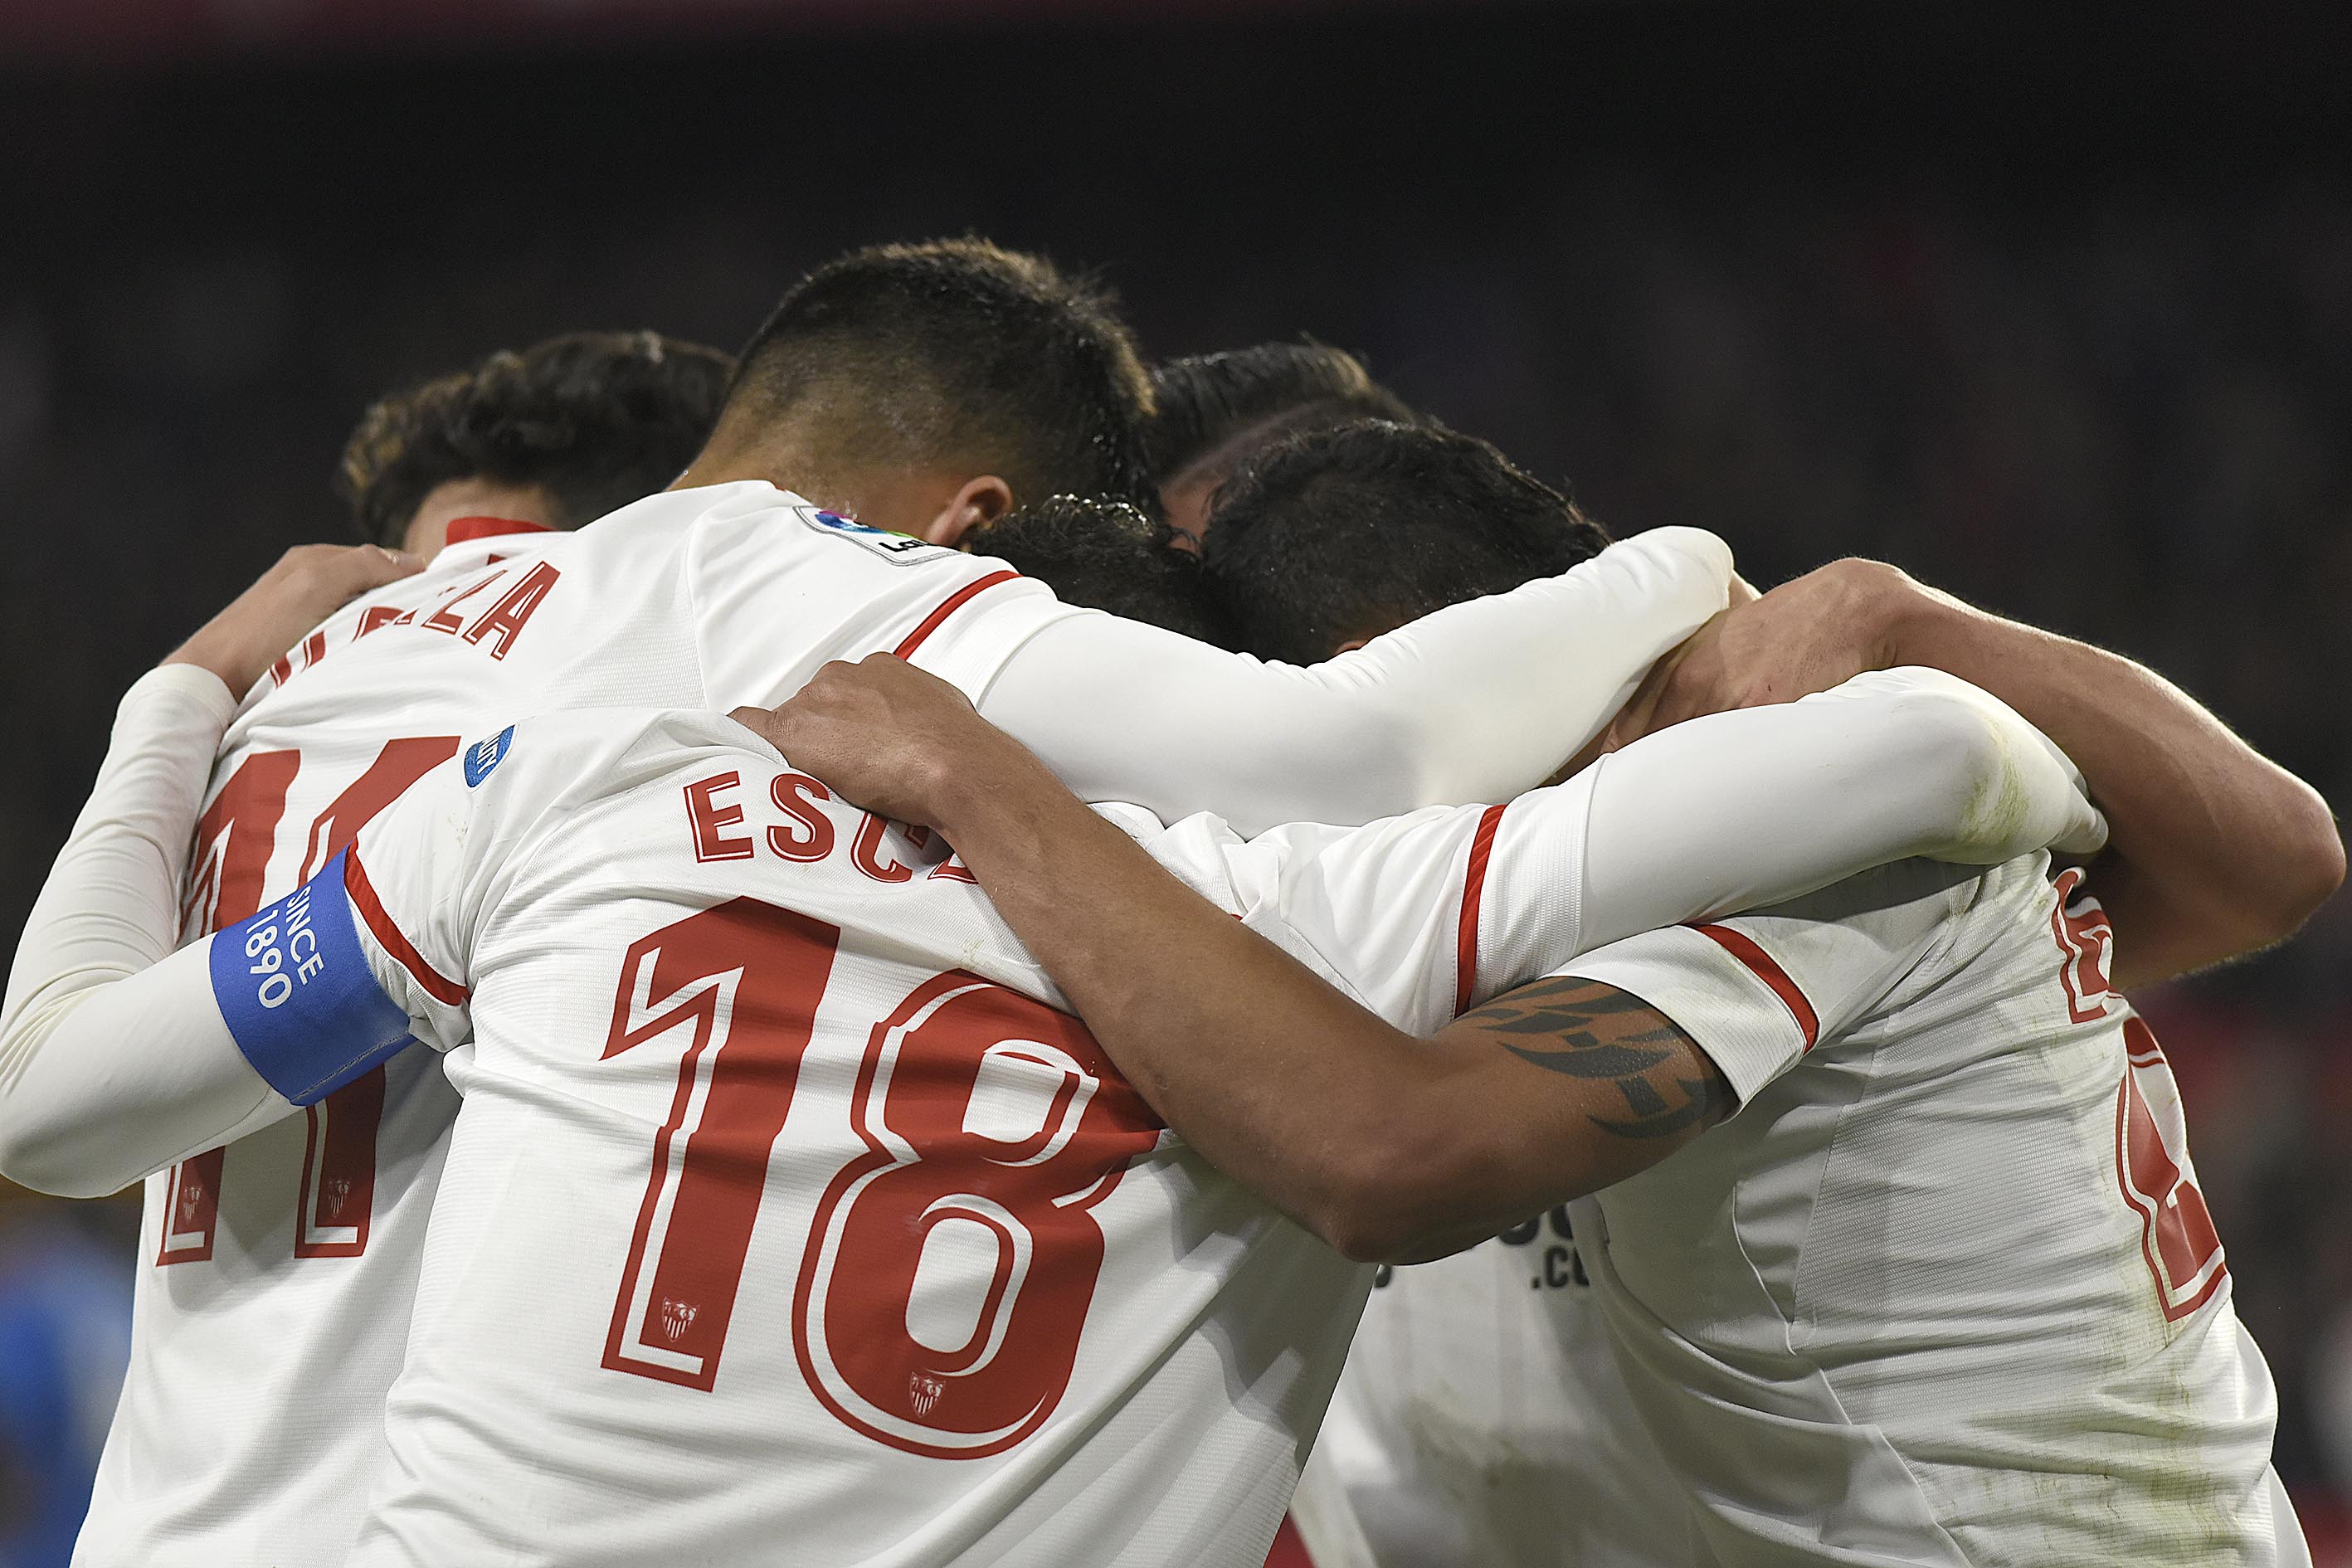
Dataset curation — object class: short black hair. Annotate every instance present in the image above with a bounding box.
[1146,340,1419,490]
[723,238,1155,509]
[338,329,734,546]
[962,496,1231,646]
[1202,420,1613,665]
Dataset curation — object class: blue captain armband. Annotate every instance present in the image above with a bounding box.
[207,849,419,1105]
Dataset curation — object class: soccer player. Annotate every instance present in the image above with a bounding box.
[339,329,735,558]
[1145,342,1415,550]
[4,236,1741,1567]
[922,423,2333,1561]
[791,665,2325,1568]
[17,650,2101,1565]
[1205,422,1692,1564]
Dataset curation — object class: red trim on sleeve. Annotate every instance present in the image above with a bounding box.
[443,515,555,547]
[1454,804,1509,1013]
[1263,1516,1317,1568]
[343,850,469,1006]
[894,569,1020,659]
[1690,923,1819,1050]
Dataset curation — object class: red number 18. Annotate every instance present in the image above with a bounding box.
[599,898,1160,1458]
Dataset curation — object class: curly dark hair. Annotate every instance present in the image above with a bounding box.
[1201,420,1614,665]
[962,495,1231,646]
[337,329,734,547]
[720,238,1157,510]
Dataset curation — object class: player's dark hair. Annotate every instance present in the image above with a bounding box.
[962,496,1232,647]
[337,330,734,547]
[723,238,1156,509]
[1145,341,1419,490]
[1202,420,1613,665]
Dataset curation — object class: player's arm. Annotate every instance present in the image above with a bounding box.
[738,657,2085,1257]
[1333,874,1948,1261]
[973,525,1735,835]
[0,745,489,1198]
[0,545,424,1196]
[1622,558,2345,986]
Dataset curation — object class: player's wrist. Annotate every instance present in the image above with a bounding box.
[162,632,270,702]
[927,739,1067,845]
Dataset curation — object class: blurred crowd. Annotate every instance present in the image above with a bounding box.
[2,12,2349,1561]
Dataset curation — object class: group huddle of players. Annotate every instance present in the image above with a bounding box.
[2,237,2342,1567]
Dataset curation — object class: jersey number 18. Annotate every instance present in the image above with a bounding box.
[601,898,1162,1458]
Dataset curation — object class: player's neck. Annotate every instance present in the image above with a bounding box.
[670,450,787,494]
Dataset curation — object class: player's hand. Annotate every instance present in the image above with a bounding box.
[1606,560,1917,747]
[733,654,1046,832]
[163,543,425,699]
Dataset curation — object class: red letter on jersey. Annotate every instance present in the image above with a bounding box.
[768,772,838,863]
[686,772,756,864]
[164,748,299,1265]
[461,561,560,660]
[852,815,921,884]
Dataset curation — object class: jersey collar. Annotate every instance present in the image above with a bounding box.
[441,515,556,549]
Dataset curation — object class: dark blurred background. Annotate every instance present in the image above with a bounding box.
[2,1,2350,1561]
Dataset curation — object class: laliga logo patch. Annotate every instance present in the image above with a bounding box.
[798,504,938,562]
[811,508,886,537]
[464,725,515,787]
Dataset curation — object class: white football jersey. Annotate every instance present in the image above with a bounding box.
[76,486,1082,1568]
[1557,859,2307,1566]
[1305,1225,1695,1568]
[241,708,1553,1568]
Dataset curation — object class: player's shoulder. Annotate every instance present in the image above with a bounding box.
[625,480,962,571]
[448,708,763,823]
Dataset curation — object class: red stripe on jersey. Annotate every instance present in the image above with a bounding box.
[1454,804,1508,1013]
[442,515,555,547]
[1691,922,1819,1050]
[343,849,467,1006]
[894,570,1020,660]
[1263,1516,1317,1568]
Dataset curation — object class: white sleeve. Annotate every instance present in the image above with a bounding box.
[0,677,493,1198]
[687,498,1086,710]
[1554,864,1970,1105]
[339,746,497,1054]
[1467,665,2106,1003]
[2,743,499,1197]
[1230,665,2101,1040]
[979,526,1734,835]
[0,667,290,1196]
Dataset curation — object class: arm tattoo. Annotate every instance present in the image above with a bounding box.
[1457,976,1735,1142]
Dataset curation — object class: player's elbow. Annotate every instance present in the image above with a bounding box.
[1306,1117,1520,1265]
[0,1020,142,1199]
[0,1113,131,1200]
[1311,1195,1419,1267]
[1891,685,2060,865]
[2246,779,2345,941]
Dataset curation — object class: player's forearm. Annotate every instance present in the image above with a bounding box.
[2,845,428,1197]
[930,757,1512,1256]
[1540,670,2104,983]
[1874,579,2344,985]
[0,941,287,1196]
[4,666,237,1023]
[0,667,291,1195]
[979,527,1732,835]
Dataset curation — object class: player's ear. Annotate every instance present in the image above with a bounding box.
[922,475,1014,548]
[1332,636,1368,655]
